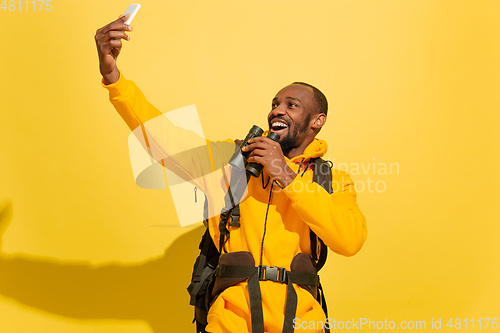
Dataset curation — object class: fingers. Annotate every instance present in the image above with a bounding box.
[246,153,282,165]
[96,33,129,58]
[247,148,265,159]
[101,38,123,55]
[246,155,263,164]
[95,14,133,42]
[245,145,277,160]
[242,137,280,153]
[101,30,130,43]
[95,14,134,60]
[248,136,277,145]
[103,13,132,35]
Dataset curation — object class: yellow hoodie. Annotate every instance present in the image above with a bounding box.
[102,70,367,333]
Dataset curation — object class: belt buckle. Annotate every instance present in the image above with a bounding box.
[258,266,287,283]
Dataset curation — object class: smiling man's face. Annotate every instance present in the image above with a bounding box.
[267,84,318,157]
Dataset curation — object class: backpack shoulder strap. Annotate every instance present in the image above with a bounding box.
[311,157,333,331]
[312,157,333,194]
[310,157,333,272]
[187,196,221,332]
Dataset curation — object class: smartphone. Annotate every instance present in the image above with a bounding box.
[123,4,141,25]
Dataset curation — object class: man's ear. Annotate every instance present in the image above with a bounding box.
[311,113,327,130]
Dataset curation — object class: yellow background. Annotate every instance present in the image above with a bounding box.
[1,0,499,332]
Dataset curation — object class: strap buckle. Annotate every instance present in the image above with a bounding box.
[257,265,287,283]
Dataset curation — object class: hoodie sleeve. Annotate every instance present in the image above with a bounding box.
[101,70,236,193]
[282,169,367,257]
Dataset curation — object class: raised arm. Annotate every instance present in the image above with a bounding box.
[94,14,164,129]
[94,15,241,219]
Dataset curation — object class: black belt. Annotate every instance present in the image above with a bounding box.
[214,264,319,333]
[216,264,319,286]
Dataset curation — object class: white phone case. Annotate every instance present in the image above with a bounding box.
[123,4,141,25]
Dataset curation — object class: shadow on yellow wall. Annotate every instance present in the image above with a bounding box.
[0,201,203,332]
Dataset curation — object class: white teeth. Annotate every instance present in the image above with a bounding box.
[272,121,287,128]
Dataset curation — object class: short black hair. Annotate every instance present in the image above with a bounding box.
[291,82,328,115]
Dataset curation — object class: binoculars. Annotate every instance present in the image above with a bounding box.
[237,125,280,177]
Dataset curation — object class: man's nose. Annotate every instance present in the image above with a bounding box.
[271,105,287,118]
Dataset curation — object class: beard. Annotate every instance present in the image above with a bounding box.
[279,132,298,155]
[272,113,312,155]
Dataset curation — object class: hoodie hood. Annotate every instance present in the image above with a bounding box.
[288,138,328,164]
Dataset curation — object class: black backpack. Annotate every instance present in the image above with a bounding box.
[187,157,333,333]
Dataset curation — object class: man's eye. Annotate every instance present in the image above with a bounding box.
[272,103,278,108]
[289,103,298,108]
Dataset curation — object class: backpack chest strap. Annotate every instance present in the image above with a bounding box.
[215,264,319,286]
[212,252,318,333]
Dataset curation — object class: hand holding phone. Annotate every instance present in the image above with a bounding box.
[94,4,141,84]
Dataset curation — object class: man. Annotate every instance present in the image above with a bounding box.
[95,14,367,333]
